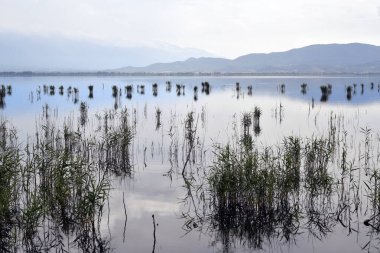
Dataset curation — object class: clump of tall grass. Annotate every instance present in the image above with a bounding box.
[253,106,262,136]
[279,136,301,193]
[102,108,134,176]
[208,140,301,250]
[304,137,334,194]
[182,112,198,174]
[0,120,20,251]
[79,101,88,127]
[206,125,337,250]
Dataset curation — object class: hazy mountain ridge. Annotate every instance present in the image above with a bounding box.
[0,32,214,71]
[115,43,380,74]
[1,34,380,74]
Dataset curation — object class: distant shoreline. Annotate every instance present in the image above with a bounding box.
[1,71,380,77]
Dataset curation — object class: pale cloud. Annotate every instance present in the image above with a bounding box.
[0,0,379,58]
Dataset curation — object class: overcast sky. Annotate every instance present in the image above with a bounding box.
[0,0,379,58]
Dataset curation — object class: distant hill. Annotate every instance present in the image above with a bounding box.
[114,43,380,74]
[0,32,214,71]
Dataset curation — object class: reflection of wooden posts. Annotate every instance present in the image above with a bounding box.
[280,84,285,94]
[152,83,158,97]
[166,81,171,92]
[111,86,119,109]
[320,85,329,102]
[301,83,307,94]
[6,85,12,96]
[49,85,55,96]
[88,85,94,99]
[361,83,364,94]
[346,86,352,101]
[59,85,64,96]
[141,85,145,95]
[194,86,198,101]
[175,84,186,96]
[126,85,132,99]
[202,82,210,95]
[137,85,145,95]
[43,85,48,95]
[247,85,253,96]
[112,85,118,98]
[73,87,79,104]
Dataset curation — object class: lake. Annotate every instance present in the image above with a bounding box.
[1,75,380,253]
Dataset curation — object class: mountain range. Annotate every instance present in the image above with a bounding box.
[114,43,380,74]
[0,32,214,71]
[1,33,380,74]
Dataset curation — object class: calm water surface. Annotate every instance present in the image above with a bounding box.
[1,75,380,253]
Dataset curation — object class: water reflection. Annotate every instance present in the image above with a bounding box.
[1,76,380,252]
[177,111,380,252]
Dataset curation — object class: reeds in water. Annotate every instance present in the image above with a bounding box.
[0,106,135,251]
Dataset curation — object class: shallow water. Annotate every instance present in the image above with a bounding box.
[1,75,380,252]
